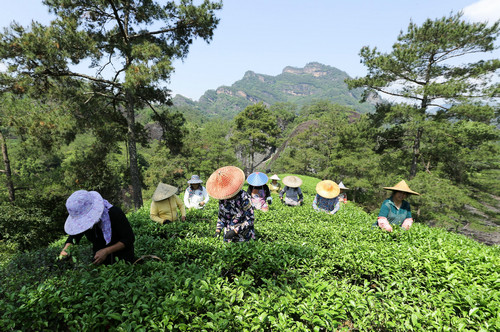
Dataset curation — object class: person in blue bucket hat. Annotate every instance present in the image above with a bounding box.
[246,171,272,212]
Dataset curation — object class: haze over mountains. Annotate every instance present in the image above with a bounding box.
[172,62,379,119]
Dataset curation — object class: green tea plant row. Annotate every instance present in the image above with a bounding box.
[1,175,499,331]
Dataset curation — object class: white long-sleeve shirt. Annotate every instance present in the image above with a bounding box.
[183,186,209,209]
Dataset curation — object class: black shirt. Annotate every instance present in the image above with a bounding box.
[65,206,135,264]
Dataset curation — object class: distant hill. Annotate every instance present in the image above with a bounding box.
[172,62,379,119]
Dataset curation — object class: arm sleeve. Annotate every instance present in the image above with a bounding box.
[264,185,271,198]
[330,199,340,215]
[183,189,191,209]
[378,201,390,218]
[110,207,135,248]
[405,203,412,219]
[150,201,163,223]
[65,233,84,245]
[312,195,319,211]
[279,186,287,198]
[176,195,186,217]
[298,188,303,200]
[216,201,226,232]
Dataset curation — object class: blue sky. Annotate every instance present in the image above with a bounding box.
[2,0,500,101]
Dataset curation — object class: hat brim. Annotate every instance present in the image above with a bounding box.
[64,191,104,235]
[152,183,178,201]
[282,176,302,188]
[206,166,245,200]
[316,181,340,199]
[247,172,269,186]
[187,180,203,184]
[383,186,420,195]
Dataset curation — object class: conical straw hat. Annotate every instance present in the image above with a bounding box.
[270,174,281,181]
[383,180,420,195]
[338,181,349,190]
[206,166,245,200]
[247,172,269,186]
[152,183,178,201]
[282,175,302,188]
[316,180,340,199]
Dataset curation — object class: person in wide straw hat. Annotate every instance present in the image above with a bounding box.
[376,180,420,232]
[313,180,341,215]
[269,174,282,194]
[206,166,255,242]
[279,175,304,206]
[59,190,135,265]
[150,183,186,224]
[246,172,272,212]
[183,175,209,210]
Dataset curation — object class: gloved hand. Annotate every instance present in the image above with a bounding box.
[225,229,237,240]
[377,218,393,232]
[401,218,413,230]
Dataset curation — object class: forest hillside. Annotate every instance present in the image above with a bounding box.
[1,175,499,331]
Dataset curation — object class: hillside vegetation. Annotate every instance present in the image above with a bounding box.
[172,62,377,119]
[1,175,499,331]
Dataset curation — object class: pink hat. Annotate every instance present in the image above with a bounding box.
[206,166,245,200]
[64,190,104,235]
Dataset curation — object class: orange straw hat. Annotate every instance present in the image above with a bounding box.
[206,166,245,200]
[383,180,420,195]
[282,175,303,188]
[316,180,340,199]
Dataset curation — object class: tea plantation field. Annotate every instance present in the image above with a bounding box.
[1,175,499,331]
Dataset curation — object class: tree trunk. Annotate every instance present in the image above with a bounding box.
[409,126,424,179]
[125,91,143,209]
[0,131,15,202]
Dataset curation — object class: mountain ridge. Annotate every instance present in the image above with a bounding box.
[172,62,379,119]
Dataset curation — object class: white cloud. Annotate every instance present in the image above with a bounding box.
[463,0,500,23]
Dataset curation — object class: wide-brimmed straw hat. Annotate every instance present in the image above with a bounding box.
[270,174,280,181]
[338,181,349,190]
[247,172,269,186]
[316,180,340,199]
[64,190,104,235]
[187,175,203,184]
[206,166,245,200]
[383,180,420,196]
[282,175,303,188]
[152,183,178,201]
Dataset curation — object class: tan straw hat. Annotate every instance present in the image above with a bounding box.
[383,180,420,195]
[206,166,245,200]
[282,175,303,188]
[316,180,340,199]
[152,183,178,201]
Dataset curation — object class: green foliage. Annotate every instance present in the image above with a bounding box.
[1,176,500,331]
[0,203,61,251]
[232,103,279,173]
[346,12,500,178]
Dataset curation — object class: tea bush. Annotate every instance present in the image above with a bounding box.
[1,175,499,331]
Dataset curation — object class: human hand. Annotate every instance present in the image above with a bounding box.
[93,248,109,265]
[199,202,205,206]
[401,219,413,230]
[214,231,221,238]
[225,229,237,240]
[181,216,186,221]
[378,218,393,232]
